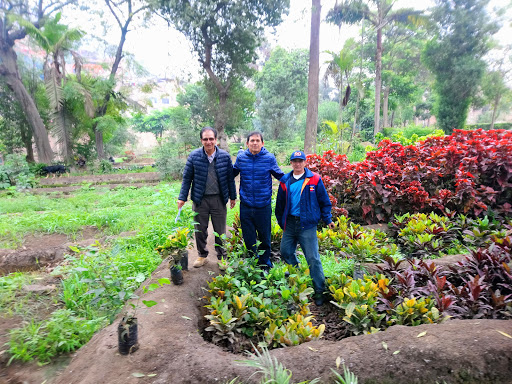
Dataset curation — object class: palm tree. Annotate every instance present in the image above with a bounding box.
[324,38,356,127]
[16,12,85,162]
[327,0,422,139]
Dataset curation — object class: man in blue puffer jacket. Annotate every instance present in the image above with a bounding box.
[178,127,237,268]
[275,150,335,306]
[234,132,284,269]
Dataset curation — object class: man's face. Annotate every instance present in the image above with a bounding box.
[247,134,264,155]
[291,159,306,174]
[201,130,216,152]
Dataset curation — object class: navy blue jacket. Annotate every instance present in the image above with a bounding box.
[234,147,284,208]
[178,147,236,205]
[275,168,333,231]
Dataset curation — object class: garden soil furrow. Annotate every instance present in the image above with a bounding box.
[29,182,160,195]
[38,172,161,187]
[0,231,136,275]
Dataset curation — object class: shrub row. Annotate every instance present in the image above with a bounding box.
[308,129,512,224]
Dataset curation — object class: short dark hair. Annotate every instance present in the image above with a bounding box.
[200,126,217,139]
[246,131,263,143]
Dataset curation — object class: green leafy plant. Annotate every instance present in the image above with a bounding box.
[8,309,106,365]
[331,364,359,384]
[236,344,320,384]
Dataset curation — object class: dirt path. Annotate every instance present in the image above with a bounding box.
[2,225,512,384]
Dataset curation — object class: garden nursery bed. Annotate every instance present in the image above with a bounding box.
[2,228,512,384]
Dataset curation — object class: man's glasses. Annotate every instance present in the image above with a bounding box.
[201,137,216,141]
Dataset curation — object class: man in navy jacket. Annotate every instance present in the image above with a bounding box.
[234,132,284,269]
[178,127,237,268]
[275,151,335,306]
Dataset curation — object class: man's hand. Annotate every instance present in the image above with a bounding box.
[230,199,236,209]
[177,200,186,209]
[328,222,336,230]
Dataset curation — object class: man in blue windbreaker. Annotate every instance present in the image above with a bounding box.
[178,127,237,269]
[275,150,336,306]
[234,132,284,270]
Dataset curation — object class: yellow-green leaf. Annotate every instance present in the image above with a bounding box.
[308,347,318,352]
[147,374,157,377]
[336,356,341,369]
[393,350,400,355]
[382,341,388,351]
[416,331,427,338]
[182,316,192,320]
[132,373,145,377]
[496,330,512,339]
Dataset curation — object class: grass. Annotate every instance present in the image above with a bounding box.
[0,182,199,364]
[0,183,186,248]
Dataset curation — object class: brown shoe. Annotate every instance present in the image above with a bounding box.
[193,257,208,268]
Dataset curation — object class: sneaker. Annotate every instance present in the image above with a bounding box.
[193,257,208,268]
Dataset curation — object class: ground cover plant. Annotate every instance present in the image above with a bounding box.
[0,182,200,364]
[203,207,511,351]
[308,129,512,224]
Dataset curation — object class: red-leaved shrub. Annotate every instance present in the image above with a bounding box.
[308,129,512,224]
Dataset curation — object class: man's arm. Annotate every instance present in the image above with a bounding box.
[316,177,334,228]
[233,156,241,177]
[226,155,237,208]
[275,182,286,229]
[177,155,194,207]
[269,156,284,180]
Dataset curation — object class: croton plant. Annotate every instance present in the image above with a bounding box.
[307,129,512,224]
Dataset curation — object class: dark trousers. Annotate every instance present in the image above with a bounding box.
[240,202,272,268]
[193,195,227,259]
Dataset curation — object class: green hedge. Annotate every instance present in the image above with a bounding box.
[465,122,512,130]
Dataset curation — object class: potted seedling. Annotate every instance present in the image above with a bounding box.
[118,277,171,355]
[155,227,192,285]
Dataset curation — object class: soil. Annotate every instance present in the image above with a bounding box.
[37,172,161,188]
[1,227,512,384]
[0,228,136,275]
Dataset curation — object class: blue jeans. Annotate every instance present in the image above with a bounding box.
[280,216,325,294]
[240,203,272,268]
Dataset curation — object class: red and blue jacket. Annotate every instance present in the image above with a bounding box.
[275,168,333,231]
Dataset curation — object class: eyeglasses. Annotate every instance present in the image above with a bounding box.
[201,137,216,142]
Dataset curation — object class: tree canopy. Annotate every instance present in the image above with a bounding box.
[422,0,499,134]
[157,0,289,148]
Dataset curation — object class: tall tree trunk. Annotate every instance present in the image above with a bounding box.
[373,5,383,140]
[305,0,321,154]
[215,89,229,149]
[490,95,501,130]
[350,19,364,153]
[382,86,390,128]
[390,109,395,127]
[57,110,73,162]
[94,25,129,159]
[20,123,35,163]
[95,127,105,159]
[0,46,54,163]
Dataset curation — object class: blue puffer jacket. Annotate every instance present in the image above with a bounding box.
[234,147,284,208]
[275,168,333,230]
[178,147,236,205]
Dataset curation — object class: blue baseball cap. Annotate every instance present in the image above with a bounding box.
[290,150,306,161]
